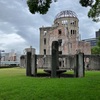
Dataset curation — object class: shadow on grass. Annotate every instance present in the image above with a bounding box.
[32,73,74,78]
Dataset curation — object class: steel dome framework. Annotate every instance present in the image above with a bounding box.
[55,10,78,20]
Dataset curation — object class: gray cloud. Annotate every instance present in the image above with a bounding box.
[0,0,40,53]
[0,0,100,54]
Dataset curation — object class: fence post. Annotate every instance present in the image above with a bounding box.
[74,53,85,77]
[26,52,31,76]
[51,41,59,78]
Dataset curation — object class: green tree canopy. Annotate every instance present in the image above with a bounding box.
[91,46,100,54]
[27,0,52,14]
[91,36,100,54]
[80,0,100,22]
[27,0,100,22]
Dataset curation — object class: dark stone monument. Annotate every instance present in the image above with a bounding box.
[26,52,32,76]
[51,41,59,78]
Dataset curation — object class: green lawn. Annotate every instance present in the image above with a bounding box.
[0,67,100,100]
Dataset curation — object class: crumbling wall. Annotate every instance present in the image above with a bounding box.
[84,55,100,70]
[20,54,100,70]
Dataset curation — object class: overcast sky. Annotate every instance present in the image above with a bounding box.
[0,0,100,54]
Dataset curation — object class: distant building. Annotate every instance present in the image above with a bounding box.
[96,29,100,38]
[82,29,100,47]
[82,38,97,47]
[1,51,20,66]
[40,10,91,55]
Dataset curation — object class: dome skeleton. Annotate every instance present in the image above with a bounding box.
[55,10,78,20]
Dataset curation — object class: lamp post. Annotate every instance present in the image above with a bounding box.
[0,50,5,67]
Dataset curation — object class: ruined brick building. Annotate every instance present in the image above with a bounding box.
[40,10,91,55]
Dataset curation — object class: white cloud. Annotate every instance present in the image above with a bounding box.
[0,33,25,44]
[0,33,28,52]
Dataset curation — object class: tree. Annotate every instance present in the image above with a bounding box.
[27,0,100,22]
[91,37,100,54]
[27,0,53,14]
[91,46,100,54]
[80,0,100,22]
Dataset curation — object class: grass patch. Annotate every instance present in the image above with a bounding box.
[0,68,100,100]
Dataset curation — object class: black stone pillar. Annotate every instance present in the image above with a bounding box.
[51,41,59,78]
[26,52,31,76]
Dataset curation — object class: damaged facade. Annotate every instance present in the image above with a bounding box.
[40,10,91,55]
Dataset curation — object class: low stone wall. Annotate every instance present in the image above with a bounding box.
[84,55,100,70]
[20,54,100,70]
[36,55,51,69]
[36,55,75,70]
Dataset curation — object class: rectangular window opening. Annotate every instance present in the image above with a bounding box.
[44,49,46,55]
[58,29,62,36]
[44,38,46,45]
